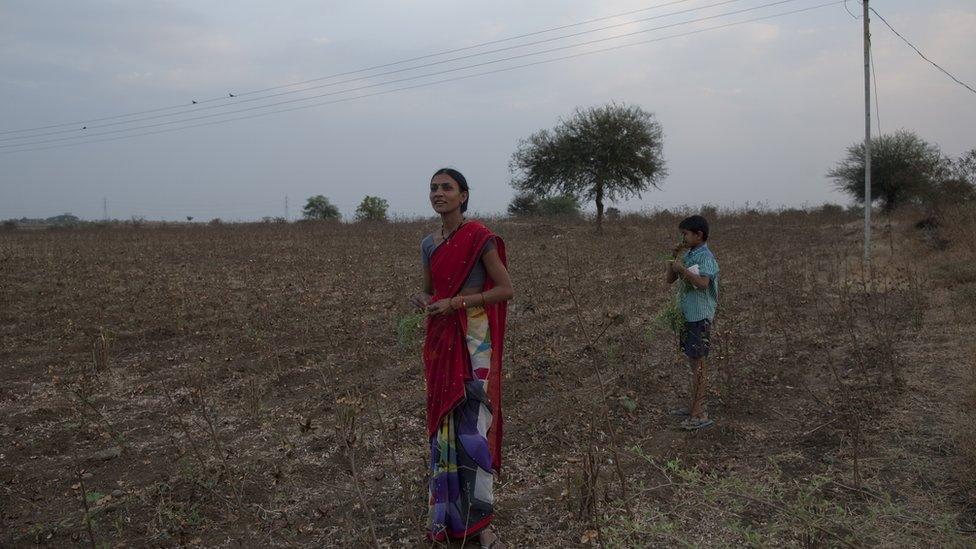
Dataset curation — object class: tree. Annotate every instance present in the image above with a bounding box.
[507,193,582,217]
[944,148,976,197]
[354,195,389,222]
[509,102,667,232]
[828,130,945,213]
[46,213,80,226]
[917,149,976,218]
[538,195,582,217]
[507,193,539,217]
[302,195,341,220]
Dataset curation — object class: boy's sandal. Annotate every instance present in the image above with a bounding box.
[668,407,690,417]
[680,418,714,431]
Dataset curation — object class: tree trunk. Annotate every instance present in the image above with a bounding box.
[595,183,605,234]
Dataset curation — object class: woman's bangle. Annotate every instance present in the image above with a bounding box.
[480,292,487,307]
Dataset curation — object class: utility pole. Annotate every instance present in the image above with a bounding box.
[102,196,108,221]
[863,0,872,265]
[285,195,289,221]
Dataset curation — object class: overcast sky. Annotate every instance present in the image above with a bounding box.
[1,0,973,221]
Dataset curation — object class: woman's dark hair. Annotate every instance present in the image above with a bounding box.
[431,168,469,213]
[678,215,709,241]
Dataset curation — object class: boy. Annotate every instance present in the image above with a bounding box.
[666,215,719,431]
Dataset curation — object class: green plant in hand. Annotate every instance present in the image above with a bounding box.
[656,241,689,263]
[396,310,427,349]
[648,241,691,343]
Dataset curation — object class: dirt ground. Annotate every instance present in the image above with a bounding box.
[1,209,974,547]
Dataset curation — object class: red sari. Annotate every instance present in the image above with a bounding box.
[423,221,507,472]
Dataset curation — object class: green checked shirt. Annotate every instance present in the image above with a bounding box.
[678,243,720,322]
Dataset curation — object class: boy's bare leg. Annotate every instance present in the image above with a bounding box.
[689,357,708,420]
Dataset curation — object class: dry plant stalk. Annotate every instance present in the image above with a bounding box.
[564,246,632,518]
[77,470,97,549]
[577,443,601,524]
[66,385,127,453]
[335,393,380,548]
[91,328,109,372]
[184,366,226,463]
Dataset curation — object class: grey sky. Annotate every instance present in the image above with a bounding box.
[1,0,973,221]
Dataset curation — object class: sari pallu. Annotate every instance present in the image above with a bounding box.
[423,222,507,540]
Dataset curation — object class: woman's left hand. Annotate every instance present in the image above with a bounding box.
[410,292,432,309]
[426,298,455,316]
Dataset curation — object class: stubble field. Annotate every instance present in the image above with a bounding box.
[2,208,974,547]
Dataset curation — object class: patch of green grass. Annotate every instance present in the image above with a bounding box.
[85,491,106,504]
[158,500,204,530]
[618,394,638,413]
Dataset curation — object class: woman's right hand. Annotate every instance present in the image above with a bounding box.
[426,298,455,316]
[410,292,432,309]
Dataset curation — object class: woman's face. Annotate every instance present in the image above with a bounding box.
[430,173,467,215]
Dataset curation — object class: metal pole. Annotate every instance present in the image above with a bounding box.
[863,0,872,264]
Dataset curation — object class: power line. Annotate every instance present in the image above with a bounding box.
[0,0,752,143]
[5,0,799,149]
[2,0,841,154]
[2,0,843,155]
[870,6,976,96]
[0,0,700,136]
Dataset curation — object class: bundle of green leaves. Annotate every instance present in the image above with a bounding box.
[396,310,427,349]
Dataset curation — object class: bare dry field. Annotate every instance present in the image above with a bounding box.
[2,208,974,547]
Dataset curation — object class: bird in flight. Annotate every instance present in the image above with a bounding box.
[192,100,198,104]
[228,93,236,98]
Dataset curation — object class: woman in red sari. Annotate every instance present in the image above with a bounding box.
[409,168,513,548]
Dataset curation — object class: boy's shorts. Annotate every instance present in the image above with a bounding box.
[681,319,712,359]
